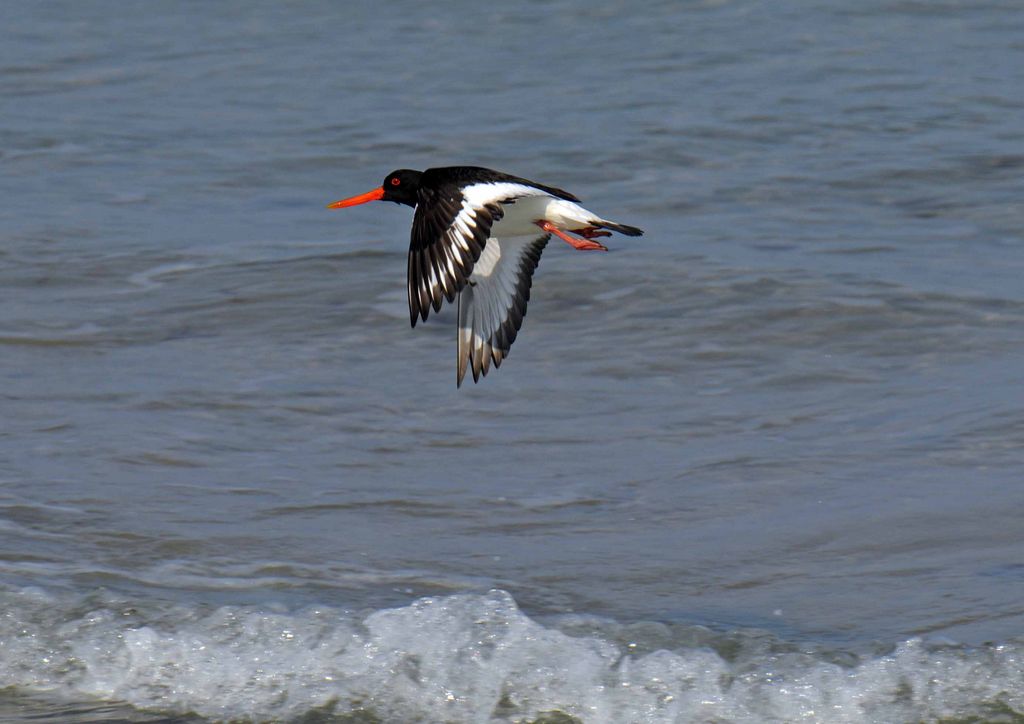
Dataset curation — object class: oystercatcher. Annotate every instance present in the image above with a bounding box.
[328,166,643,386]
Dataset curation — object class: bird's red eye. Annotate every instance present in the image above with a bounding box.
[391,178,401,186]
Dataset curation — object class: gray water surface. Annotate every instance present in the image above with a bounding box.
[2,1,1024,721]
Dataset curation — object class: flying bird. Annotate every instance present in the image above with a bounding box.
[328,166,642,386]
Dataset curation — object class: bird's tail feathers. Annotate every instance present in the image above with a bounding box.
[594,219,644,237]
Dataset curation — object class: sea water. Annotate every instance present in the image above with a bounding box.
[2,1,1023,721]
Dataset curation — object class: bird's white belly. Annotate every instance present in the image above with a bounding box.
[491,196,593,237]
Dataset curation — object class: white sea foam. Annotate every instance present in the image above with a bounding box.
[125,262,202,292]
[0,586,1021,723]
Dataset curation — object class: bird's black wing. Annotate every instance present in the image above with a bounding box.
[407,168,574,326]
[456,231,550,386]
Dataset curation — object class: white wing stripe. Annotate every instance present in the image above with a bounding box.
[461,182,554,208]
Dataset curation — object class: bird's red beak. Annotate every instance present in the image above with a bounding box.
[327,187,385,209]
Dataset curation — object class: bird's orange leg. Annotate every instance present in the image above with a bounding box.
[535,221,608,251]
[576,226,612,239]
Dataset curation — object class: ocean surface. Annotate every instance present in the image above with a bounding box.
[2,1,1024,722]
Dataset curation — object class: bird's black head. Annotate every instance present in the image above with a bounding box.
[327,169,422,210]
[380,169,422,207]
